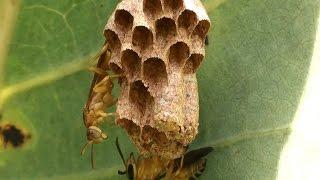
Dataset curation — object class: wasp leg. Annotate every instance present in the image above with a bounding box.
[109,74,122,79]
[93,74,122,93]
[96,111,116,118]
[93,78,108,93]
[93,85,108,93]
[175,155,185,176]
[88,66,106,75]
[139,126,144,142]
[96,112,116,124]
[118,170,126,175]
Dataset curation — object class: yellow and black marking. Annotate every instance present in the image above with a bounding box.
[0,123,31,148]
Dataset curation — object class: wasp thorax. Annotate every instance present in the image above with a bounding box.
[105,0,210,158]
[87,126,108,143]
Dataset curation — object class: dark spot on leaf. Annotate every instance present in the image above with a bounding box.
[0,124,31,148]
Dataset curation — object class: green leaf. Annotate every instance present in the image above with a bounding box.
[0,0,319,179]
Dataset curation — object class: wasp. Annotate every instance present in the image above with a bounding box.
[80,44,121,168]
[116,137,213,180]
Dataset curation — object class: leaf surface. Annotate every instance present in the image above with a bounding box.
[0,0,319,179]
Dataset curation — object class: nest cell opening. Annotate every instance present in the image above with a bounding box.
[115,9,134,32]
[143,58,168,92]
[183,54,204,74]
[155,17,177,41]
[143,0,162,20]
[129,81,154,115]
[104,29,121,54]
[178,10,198,36]
[121,49,141,80]
[192,20,210,40]
[169,42,190,69]
[163,0,184,12]
[132,26,153,51]
[117,119,175,154]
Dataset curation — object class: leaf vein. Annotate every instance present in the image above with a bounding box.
[0,58,90,109]
[23,5,78,50]
[209,126,291,149]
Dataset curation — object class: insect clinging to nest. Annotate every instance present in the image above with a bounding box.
[116,137,168,179]
[163,146,212,180]
[80,43,121,168]
[116,137,213,180]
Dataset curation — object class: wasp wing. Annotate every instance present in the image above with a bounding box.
[173,147,213,171]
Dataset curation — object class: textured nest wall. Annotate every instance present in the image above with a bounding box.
[104,0,210,158]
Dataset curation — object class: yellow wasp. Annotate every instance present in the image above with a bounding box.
[80,44,121,168]
[116,137,213,180]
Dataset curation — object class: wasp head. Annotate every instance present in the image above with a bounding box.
[87,126,108,144]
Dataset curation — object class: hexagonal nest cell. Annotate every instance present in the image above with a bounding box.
[104,0,210,158]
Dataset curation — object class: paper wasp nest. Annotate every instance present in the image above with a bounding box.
[104,0,210,158]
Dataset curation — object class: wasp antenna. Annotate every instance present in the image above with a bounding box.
[80,141,92,155]
[91,144,96,169]
[116,137,127,167]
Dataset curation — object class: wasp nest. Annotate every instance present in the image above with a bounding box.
[104,0,210,158]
